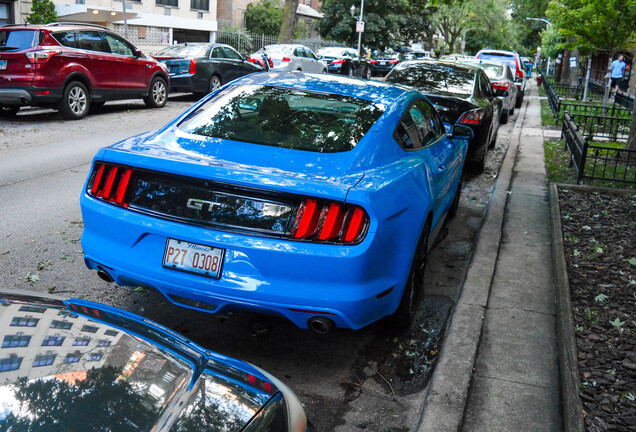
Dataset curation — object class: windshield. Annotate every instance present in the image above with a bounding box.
[178,85,385,153]
[0,30,41,51]
[478,53,516,72]
[386,63,475,98]
[317,47,346,57]
[156,45,208,58]
[374,52,399,59]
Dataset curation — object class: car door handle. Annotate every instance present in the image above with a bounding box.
[146,64,151,68]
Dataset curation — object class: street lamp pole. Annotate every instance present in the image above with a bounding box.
[525,17,552,27]
[350,1,364,56]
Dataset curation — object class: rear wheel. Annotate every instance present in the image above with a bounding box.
[347,66,354,77]
[0,105,19,116]
[59,81,90,120]
[209,75,222,93]
[144,76,167,108]
[515,91,524,108]
[448,176,463,219]
[390,223,430,330]
[365,67,371,80]
[500,109,509,124]
[469,144,487,174]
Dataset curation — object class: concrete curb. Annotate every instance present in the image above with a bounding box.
[549,183,585,432]
[549,182,633,432]
[415,96,529,431]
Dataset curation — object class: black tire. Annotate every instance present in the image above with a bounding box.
[347,66,354,77]
[448,176,463,219]
[365,67,371,80]
[469,145,487,174]
[489,128,498,149]
[500,109,509,124]
[0,105,20,117]
[322,68,327,74]
[144,76,168,108]
[510,104,515,115]
[515,91,524,108]
[390,223,430,330]
[208,75,222,93]
[59,81,90,120]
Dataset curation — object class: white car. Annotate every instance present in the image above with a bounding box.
[250,44,327,73]
[475,49,527,108]
[459,58,518,123]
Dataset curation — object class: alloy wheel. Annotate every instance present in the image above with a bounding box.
[68,86,87,115]
[152,80,167,105]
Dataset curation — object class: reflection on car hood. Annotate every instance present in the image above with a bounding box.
[421,93,476,124]
[0,291,277,432]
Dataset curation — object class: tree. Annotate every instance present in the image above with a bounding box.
[318,0,410,50]
[27,0,57,24]
[245,1,283,37]
[279,0,299,44]
[546,0,636,143]
[430,1,474,55]
[509,0,550,56]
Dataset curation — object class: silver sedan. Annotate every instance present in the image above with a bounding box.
[250,44,327,74]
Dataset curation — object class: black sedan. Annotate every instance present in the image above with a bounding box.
[369,52,407,76]
[316,47,371,79]
[0,290,306,431]
[385,60,503,173]
[154,43,262,96]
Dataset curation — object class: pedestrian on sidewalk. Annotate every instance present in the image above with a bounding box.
[608,54,626,101]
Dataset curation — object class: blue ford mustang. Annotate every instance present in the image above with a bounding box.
[80,72,470,331]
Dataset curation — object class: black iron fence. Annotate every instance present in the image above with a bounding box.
[561,114,636,184]
[567,113,630,142]
[562,102,632,119]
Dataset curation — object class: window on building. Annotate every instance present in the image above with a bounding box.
[96,340,111,347]
[156,0,178,7]
[19,305,47,313]
[58,310,78,318]
[72,337,90,346]
[190,0,208,11]
[10,317,39,327]
[87,352,103,362]
[0,356,22,372]
[64,352,81,363]
[50,320,73,330]
[33,354,56,367]
[42,336,64,346]
[2,335,31,348]
[104,330,118,337]
[81,325,98,333]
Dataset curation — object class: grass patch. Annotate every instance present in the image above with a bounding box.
[540,100,558,127]
[544,140,636,189]
[538,85,546,97]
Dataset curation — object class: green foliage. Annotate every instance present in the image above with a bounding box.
[546,0,636,55]
[509,0,550,56]
[245,0,283,36]
[318,0,411,49]
[27,0,57,24]
[540,25,564,58]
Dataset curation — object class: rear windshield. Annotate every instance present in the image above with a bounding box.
[478,53,516,71]
[317,47,346,57]
[386,63,475,98]
[155,45,184,56]
[462,61,504,79]
[261,45,292,56]
[0,30,41,51]
[168,45,208,58]
[374,52,399,59]
[178,85,384,153]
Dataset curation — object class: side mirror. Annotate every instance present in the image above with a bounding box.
[135,49,143,58]
[450,124,474,141]
[494,89,509,97]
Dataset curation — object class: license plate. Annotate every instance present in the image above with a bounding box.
[162,238,224,279]
[0,60,6,70]
[380,61,386,65]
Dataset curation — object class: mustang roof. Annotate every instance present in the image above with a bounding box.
[232,71,412,106]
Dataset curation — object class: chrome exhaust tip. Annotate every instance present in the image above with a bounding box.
[308,316,334,334]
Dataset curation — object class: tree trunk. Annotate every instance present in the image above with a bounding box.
[560,50,571,85]
[278,0,299,44]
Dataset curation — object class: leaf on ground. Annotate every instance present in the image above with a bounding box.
[25,273,39,283]
[628,257,636,267]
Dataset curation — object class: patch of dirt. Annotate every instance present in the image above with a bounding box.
[559,188,636,431]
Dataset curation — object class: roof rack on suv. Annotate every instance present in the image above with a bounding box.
[1,24,29,28]
[45,22,110,30]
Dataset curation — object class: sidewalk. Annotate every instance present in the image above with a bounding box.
[417,81,563,431]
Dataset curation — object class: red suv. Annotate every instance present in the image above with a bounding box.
[0,23,169,119]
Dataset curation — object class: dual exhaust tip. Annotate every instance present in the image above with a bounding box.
[95,269,336,334]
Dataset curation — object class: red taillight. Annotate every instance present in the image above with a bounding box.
[332,59,346,64]
[282,57,291,62]
[189,59,196,74]
[25,49,60,64]
[491,81,510,91]
[370,59,377,64]
[389,59,399,64]
[88,163,133,207]
[292,199,369,244]
[458,108,485,125]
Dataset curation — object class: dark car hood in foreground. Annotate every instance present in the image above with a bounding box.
[0,291,277,432]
